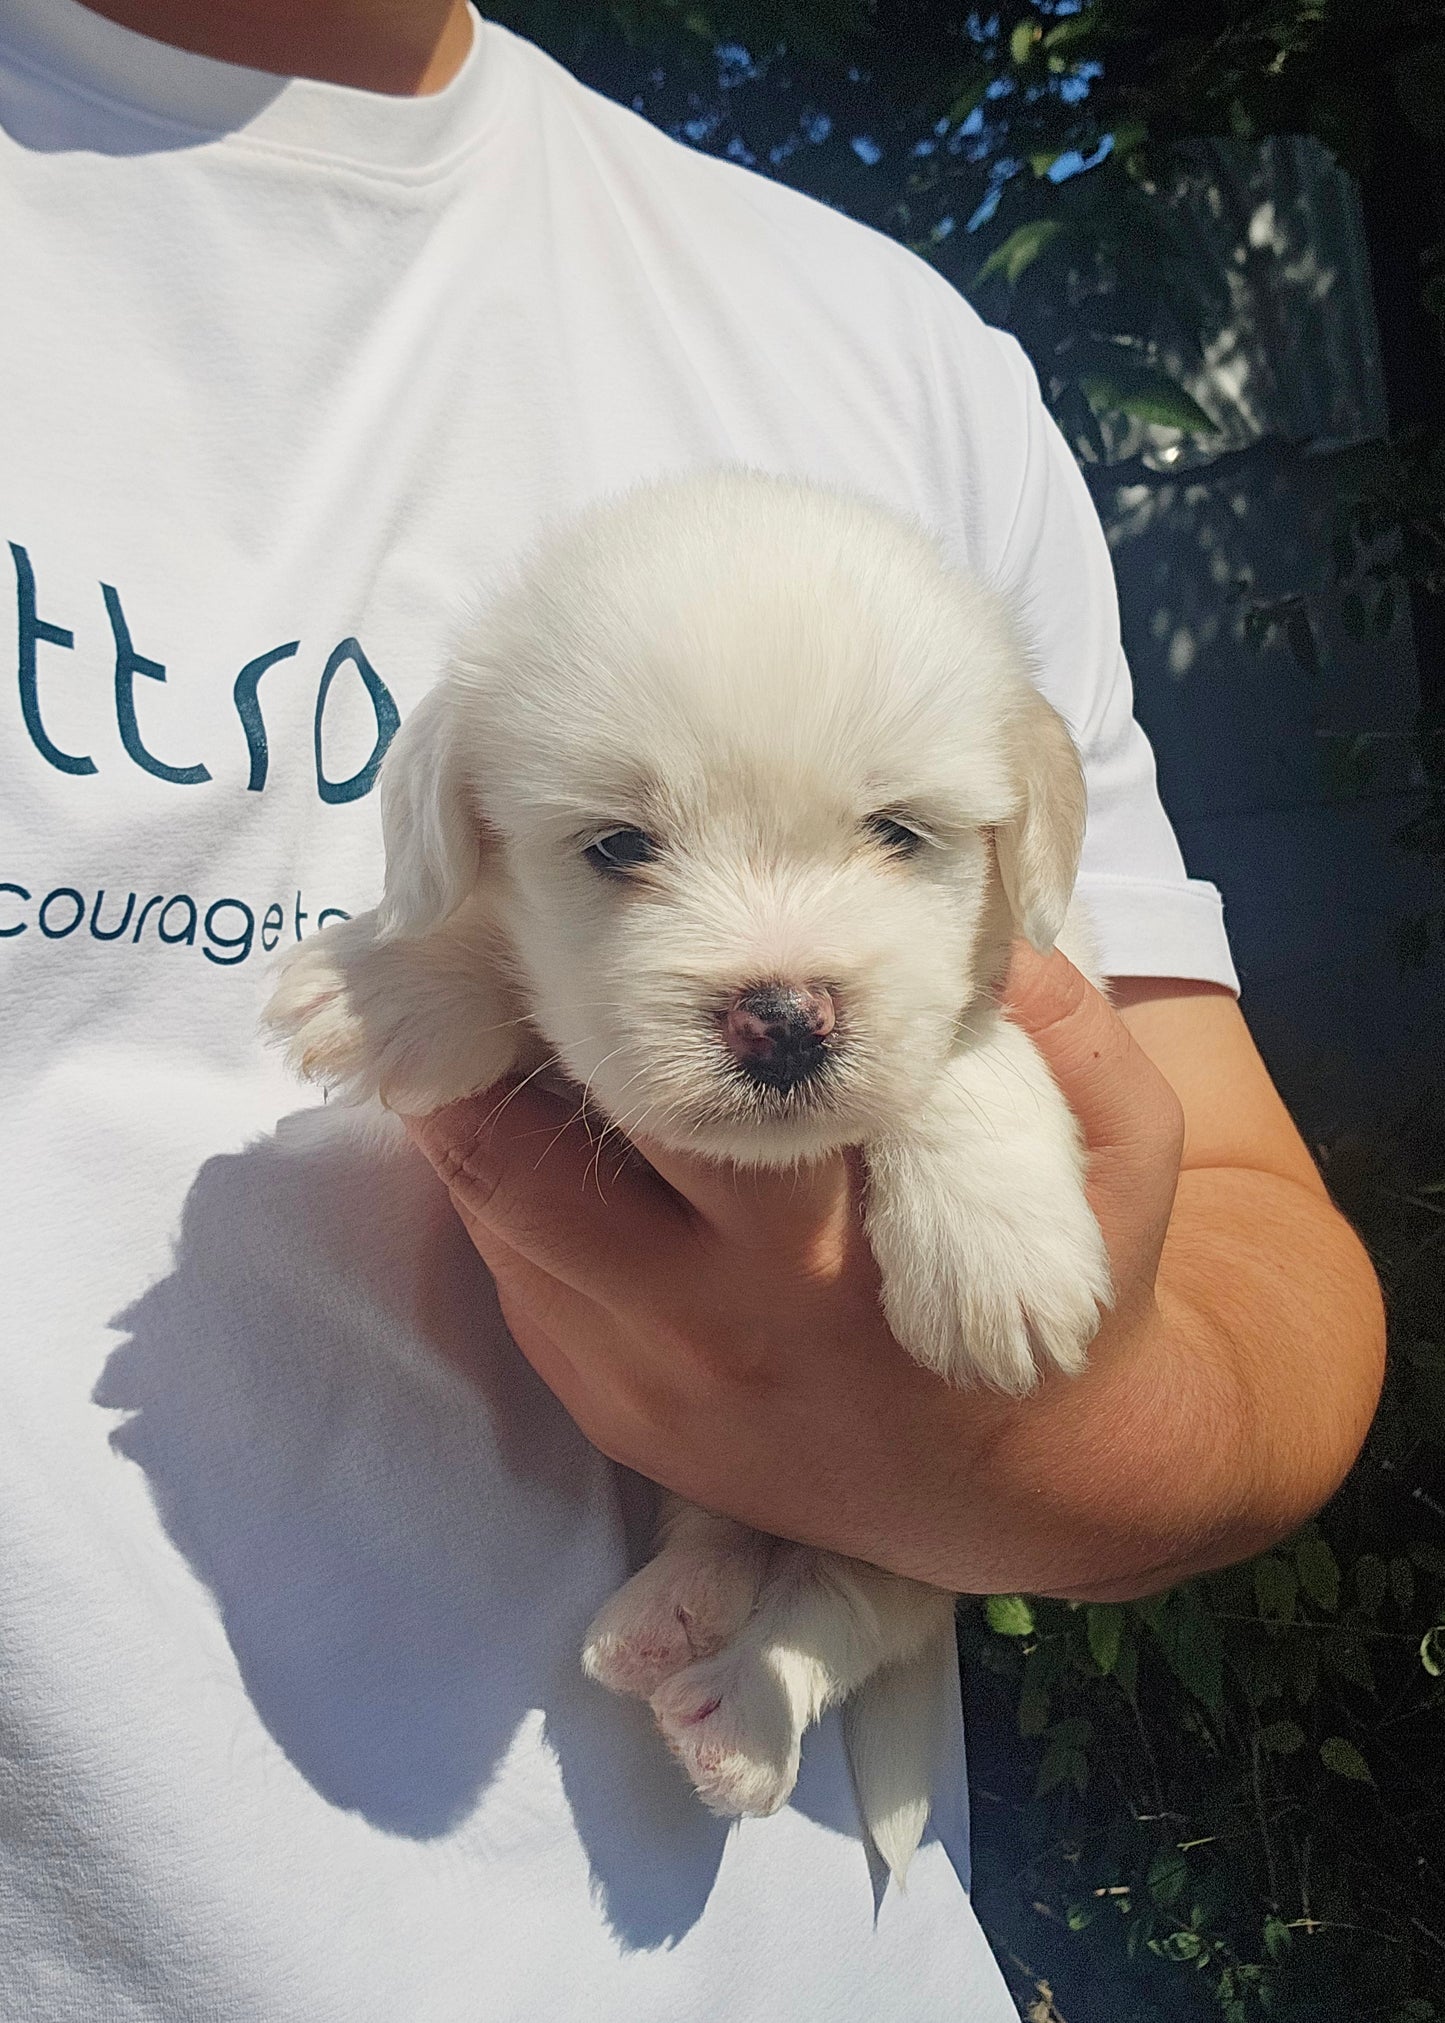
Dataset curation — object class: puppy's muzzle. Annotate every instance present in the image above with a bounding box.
[722,982,836,1093]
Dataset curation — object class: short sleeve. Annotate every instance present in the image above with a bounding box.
[934,317,1238,990]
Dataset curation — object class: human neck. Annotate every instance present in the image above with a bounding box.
[72,0,474,95]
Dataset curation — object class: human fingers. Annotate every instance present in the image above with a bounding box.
[631,1134,855,1264]
[406,1081,692,1302]
[1000,941,1184,1280]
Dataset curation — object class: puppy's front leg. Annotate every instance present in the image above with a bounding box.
[864,1009,1111,1395]
[264,897,523,1112]
[583,1496,772,1701]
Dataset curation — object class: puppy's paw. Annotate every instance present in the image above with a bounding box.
[871,1172,1111,1395]
[898,1204,1109,1394]
[264,929,380,1098]
[584,1536,768,1699]
[1014,1202,1113,1381]
[650,1647,801,1818]
[264,906,522,1113]
[961,1217,1107,1393]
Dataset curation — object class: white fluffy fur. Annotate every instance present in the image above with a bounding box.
[264,471,1111,1881]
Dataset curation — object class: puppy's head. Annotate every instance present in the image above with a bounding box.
[378,472,1084,1164]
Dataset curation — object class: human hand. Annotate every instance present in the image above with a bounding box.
[404,944,1211,1597]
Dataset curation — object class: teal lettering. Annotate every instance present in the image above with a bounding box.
[104,583,211,787]
[316,908,352,929]
[11,543,94,776]
[0,882,30,935]
[202,898,255,966]
[131,894,165,943]
[38,887,84,938]
[233,641,300,793]
[260,902,284,952]
[157,895,197,946]
[314,638,399,805]
[89,889,137,941]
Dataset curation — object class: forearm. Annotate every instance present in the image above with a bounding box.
[952,1166,1385,1603]
[412,959,1387,1612]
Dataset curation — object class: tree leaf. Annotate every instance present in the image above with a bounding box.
[986,1593,1035,1638]
[1019,1650,1052,1735]
[1147,1848,1189,1907]
[1036,1738,1086,1797]
[1263,1913,1292,1958]
[1254,1555,1299,1625]
[1077,357,1216,435]
[1009,17,1041,65]
[1320,1735,1373,1783]
[1420,1625,1445,1678]
[977,218,1067,287]
[1259,1719,1306,1755]
[1042,15,1097,54]
[1087,1602,1124,1676]
[1151,1598,1225,1714]
[1295,1535,1340,1612]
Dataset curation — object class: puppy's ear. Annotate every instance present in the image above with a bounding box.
[994,688,1086,954]
[374,682,485,942]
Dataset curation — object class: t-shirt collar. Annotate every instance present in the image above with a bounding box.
[0,0,502,173]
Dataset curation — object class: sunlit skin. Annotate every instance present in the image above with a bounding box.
[73,0,473,94]
[410,949,1385,1600]
[77,0,1387,1601]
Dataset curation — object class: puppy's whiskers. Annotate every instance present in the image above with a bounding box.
[956,1012,1045,1128]
[474,1049,570,1140]
[579,1057,666,1197]
[530,1043,633,1181]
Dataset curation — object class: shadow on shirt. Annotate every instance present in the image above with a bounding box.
[96,1105,880,1950]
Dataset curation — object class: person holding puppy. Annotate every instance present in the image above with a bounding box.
[0,2,1384,2019]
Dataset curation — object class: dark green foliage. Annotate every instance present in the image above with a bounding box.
[964,1130,1445,2020]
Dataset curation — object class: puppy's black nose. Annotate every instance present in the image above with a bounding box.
[723,983,835,1091]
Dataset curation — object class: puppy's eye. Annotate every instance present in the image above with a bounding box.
[585,826,659,874]
[864,813,927,857]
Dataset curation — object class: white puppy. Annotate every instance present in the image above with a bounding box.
[265,470,1110,1881]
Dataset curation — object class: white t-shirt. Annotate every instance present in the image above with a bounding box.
[0,4,1236,2018]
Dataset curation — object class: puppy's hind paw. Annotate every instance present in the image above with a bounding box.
[583,1540,767,1700]
[650,1647,802,1819]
